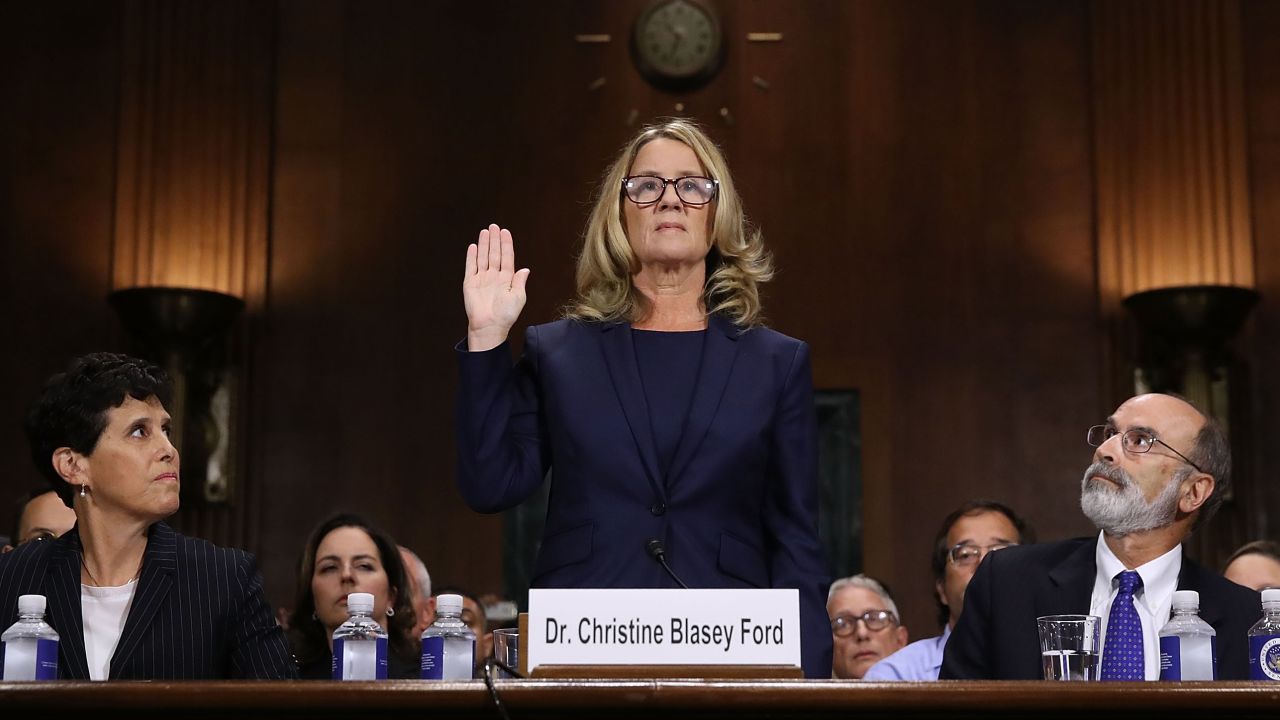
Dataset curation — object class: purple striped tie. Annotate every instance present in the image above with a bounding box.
[1100,570,1145,681]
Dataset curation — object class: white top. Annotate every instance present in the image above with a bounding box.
[81,579,138,681]
[1089,532,1181,681]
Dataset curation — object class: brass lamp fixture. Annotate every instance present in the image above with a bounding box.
[109,287,244,505]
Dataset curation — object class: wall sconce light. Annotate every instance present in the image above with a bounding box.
[109,287,244,505]
[1122,285,1260,420]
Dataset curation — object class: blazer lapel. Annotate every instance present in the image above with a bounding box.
[1174,550,1221,625]
[47,529,89,680]
[666,314,740,488]
[598,321,665,499]
[109,522,177,677]
[1044,539,1098,616]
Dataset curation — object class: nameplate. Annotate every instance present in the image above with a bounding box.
[527,588,800,671]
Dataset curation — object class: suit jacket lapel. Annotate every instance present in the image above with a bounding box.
[1044,539,1098,616]
[666,315,739,488]
[598,321,665,499]
[1174,550,1221,625]
[47,529,89,679]
[110,522,177,677]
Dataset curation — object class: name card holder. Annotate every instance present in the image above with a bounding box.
[526,588,803,679]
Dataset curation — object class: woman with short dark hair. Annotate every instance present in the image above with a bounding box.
[0,352,294,679]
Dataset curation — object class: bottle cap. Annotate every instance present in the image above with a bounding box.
[17,594,46,615]
[1263,588,1280,604]
[436,593,463,614]
[1171,589,1199,610]
[346,592,375,615]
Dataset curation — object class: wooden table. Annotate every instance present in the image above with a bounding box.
[2,679,1278,719]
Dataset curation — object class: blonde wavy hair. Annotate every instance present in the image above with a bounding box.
[564,118,773,328]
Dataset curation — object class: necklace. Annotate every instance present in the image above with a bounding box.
[81,555,142,587]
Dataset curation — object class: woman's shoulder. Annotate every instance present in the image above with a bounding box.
[718,317,807,353]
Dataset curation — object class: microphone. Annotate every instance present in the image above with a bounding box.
[645,538,689,589]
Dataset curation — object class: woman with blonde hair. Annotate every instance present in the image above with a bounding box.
[456,118,830,677]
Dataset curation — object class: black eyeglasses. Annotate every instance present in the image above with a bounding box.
[830,610,898,636]
[1086,425,1204,473]
[622,176,718,205]
[948,542,1017,568]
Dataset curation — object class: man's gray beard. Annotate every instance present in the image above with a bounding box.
[1079,461,1186,536]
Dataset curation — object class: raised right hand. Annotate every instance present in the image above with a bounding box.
[463,224,530,351]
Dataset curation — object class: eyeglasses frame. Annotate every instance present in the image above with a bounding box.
[830,609,899,637]
[621,175,719,206]
[1086,424,1205,474]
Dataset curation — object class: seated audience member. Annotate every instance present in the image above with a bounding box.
[3,488,78,551]
[287,514,419,678]
[827,574,908,679]
[941,393,1260,680]
[399,545,435,638]
[865,500,1033,680]
[1223,540,1280,591]
[0,352,294,679]
[435,585,492,671]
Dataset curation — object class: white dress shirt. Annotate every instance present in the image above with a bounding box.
[81,579,138,681]
[1089,532,1181,680]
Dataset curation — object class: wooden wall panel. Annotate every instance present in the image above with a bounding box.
[1241,0,1280,544]
[0,3,122,498]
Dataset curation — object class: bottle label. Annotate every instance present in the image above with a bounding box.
[1250,634,1280,681]
[1,638,58,681]
[1158,634,1216,681]
[332,637,388,680]
[421,636,444,680]
[1158,636,1179,681]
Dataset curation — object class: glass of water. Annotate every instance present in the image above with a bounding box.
[492,628,519,678]
[1037,615,1101,680]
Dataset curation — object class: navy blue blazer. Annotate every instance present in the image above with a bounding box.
[456,315,832,678]
[0,522,296,679]
[939,537,1262,680]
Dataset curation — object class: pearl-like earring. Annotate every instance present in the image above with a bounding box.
[80,484,87,498]
[386,606,396,618]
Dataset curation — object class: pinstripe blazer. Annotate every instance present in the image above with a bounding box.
[0,522,296,679]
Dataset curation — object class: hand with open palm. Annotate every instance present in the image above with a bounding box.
[463,224,531,352]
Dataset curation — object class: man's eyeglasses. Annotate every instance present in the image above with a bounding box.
[1086,425,1204,473]
[948,542,1017,568]
[830,610,898,636]
[622,176,719,206]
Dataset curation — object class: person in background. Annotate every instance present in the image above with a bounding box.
[1223,540,1280,591]
[941,394,1260,680]
[399,545,435,638]
[287,513,419,678]
[865,499,1033,680]
[827,574,908,679]
[0,352,294,679]
[434,585,492,671]
[3,488,77,551]
[456,117,831,678]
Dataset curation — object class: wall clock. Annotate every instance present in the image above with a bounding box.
[631,0,724,91]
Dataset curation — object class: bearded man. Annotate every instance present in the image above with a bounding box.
[940,394,1260,680]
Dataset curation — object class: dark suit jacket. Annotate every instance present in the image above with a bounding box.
[940,536,1262,680]
[456,315,832,678]
[0,522,295,679]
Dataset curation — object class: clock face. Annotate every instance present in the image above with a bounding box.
[632,0,724,89]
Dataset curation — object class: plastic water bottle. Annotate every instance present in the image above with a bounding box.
[1,594,60,681]
[1158,590,1216,680]
[421,593,475,680]
[1248,588,1280,681]
[331,592,388,680]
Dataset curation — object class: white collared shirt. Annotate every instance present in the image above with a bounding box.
[1089,531,1182,680]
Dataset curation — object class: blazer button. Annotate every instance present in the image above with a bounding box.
[650,502,666,516]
